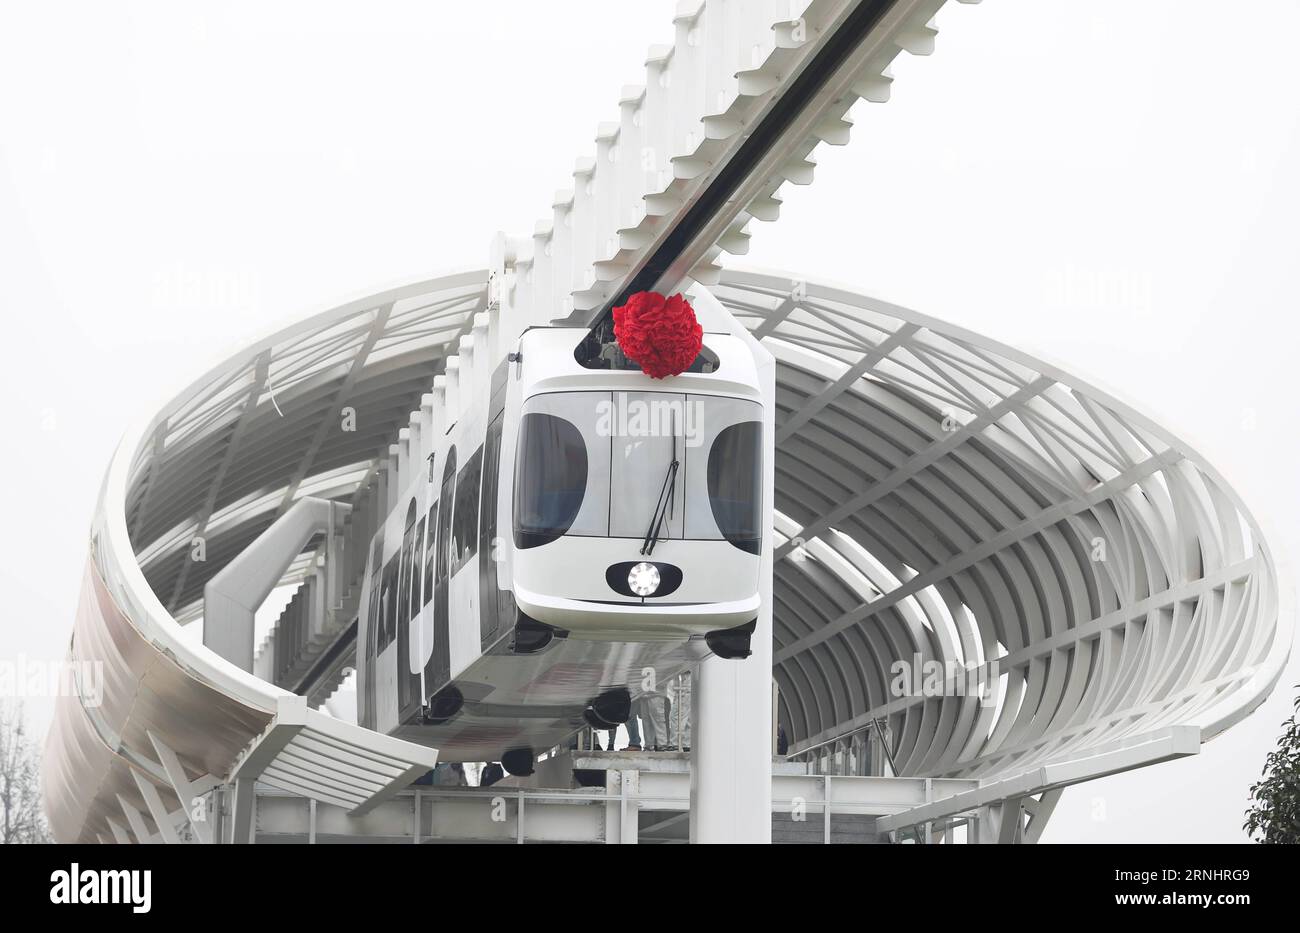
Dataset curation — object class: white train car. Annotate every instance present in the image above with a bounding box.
[356,305,765,774]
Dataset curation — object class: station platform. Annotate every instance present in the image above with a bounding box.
[235,749,980,844]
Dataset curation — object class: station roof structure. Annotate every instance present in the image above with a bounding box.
[43,267,1290,843]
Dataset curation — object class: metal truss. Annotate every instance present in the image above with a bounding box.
[42,268,1290,842]
[500,0,982,323]
[711,269,1290,790]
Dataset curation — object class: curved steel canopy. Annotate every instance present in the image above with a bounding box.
[43,267,1290,842]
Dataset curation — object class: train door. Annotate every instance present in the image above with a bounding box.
[449,445,482,675]
[479,412,513,646]
[419,498,437,685]
[395,500,417,719]
[378,548,400,728]
[361,535,383,730]
[426,446,456,693]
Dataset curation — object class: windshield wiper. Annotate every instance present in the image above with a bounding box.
[640,457,678,556]
[641,417,679,556]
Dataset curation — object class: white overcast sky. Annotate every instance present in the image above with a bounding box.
[1,0,1297,843]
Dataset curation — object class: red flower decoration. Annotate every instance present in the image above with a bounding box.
[612,291,703,379]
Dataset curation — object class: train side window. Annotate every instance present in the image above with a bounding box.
[366,538,382,658]
[422,501,438,607]
[412,516,426,615]
[380,555,399,649]
[435,447,457,583]
[479,414,505,640]
[397,500,417,632]
[479,417,503,559]
[378,560,390,651]
[451,448,483,573]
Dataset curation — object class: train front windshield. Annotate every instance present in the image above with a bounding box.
[514,391,762,553]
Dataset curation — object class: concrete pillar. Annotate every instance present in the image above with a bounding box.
[688,286,775,843]
[230,778,256,845]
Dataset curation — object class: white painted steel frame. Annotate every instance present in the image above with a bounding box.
[43,273,488,843]
[42,267,1290,842]
[714,268,1291,787]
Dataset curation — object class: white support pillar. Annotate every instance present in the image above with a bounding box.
[1023,789,1062,844]
[605,770,639,844]
[130,770,182,844]
[116,794,152,844]
[148,731,212,843]
[230,778,256,845]
[688,284,775,843]
[105,817,131,845]
[973,797,1024,845]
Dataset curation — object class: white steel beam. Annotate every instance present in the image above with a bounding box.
[776,322,921,443]
[116,794,153,845]
[130,770,182,845]
[874,725,1200,834]
[203,496,349,672]
[166,351,270,611]
[249,772,983,843]
[229,696,439,818]
[105,817,131,846]
[774,447,1184,665]
[275,305,393,514]
[493,0,981,332]
[147,731,213,844]
[789,557,1256,761]
[229,779,256,845]
[1023,788,1062,844]
[775,376,1055,559]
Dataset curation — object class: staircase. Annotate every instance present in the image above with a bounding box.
[252,465,390,707]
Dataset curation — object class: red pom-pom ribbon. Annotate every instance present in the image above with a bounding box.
[611,291,703,379]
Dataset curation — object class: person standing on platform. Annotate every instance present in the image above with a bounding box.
[640,689,670,751]
[666,671,692,751]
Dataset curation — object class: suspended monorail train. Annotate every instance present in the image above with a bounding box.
[356,308,764,774]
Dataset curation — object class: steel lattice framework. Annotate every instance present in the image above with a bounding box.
[44,273,487,843]
[714,270,1289,780]
[43,267,1290,842]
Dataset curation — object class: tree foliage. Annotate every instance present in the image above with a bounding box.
[0,701,51,844]
[1244,685,1300,844]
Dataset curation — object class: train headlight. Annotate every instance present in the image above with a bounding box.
[628,562,661,597]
